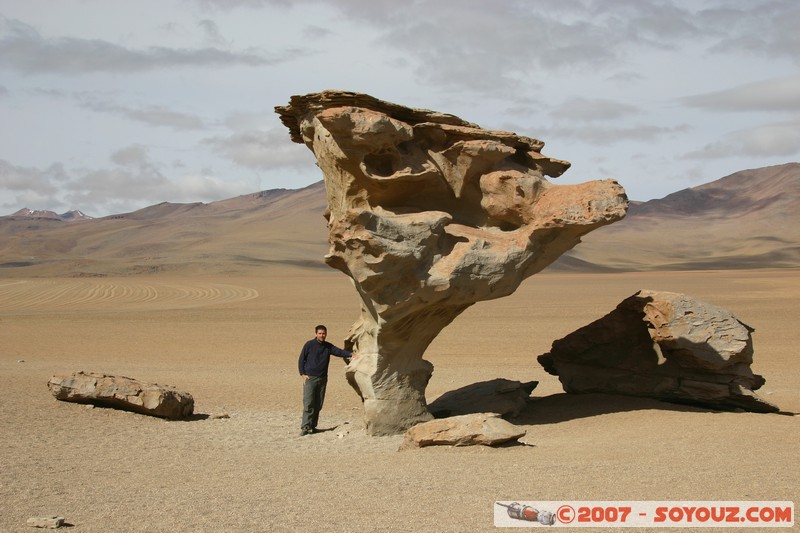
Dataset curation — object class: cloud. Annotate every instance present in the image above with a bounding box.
[686,117,800,159]
[302,24,335,39]
[204,129,314,169]
[81,99,208,130]
[705,1,800,62]
[682,77,800,112]
[0,159,68,212]
[549,97,641,122]
[68,167,248,207]
[198,19,228,45]
[0,159,64,194]
[0,150,258,216]
[0,15,281,75]
[110,145,150,167]
[0,84,8,96]
[537,123,689,146]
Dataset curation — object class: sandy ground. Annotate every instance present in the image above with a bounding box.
[1,269,798,532]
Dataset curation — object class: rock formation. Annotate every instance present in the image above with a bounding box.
[26,516,66,529]
[428,378,537,419]
[538,290,779,413]
[48,372,195,419]
[276,90,628,435]
[399,412,526,449]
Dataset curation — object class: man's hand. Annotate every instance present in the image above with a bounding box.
[350,353,361,360]
[301,374,309,382]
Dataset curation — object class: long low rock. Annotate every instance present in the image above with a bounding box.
[47,372,194,419]
[26,516,65,529]
[399,412,527,450]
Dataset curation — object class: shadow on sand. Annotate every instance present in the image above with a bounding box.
[511,392,795,425]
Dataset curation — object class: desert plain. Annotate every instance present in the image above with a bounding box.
[1,266,798,532]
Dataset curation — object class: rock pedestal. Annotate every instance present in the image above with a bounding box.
[276,90,628,434]
[538,290,779,412]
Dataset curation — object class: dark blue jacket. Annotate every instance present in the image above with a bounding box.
[298,339,352,377]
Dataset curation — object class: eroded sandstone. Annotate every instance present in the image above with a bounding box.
[48,371,194,419]
[399,413,527,450]
[276,90,628,434]
[538,290,779,413]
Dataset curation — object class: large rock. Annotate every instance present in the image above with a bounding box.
[276,90,628,434]
[48,372,195,419]
[428,378,537,419]
[399,412,527,449]
[538,290,779,413]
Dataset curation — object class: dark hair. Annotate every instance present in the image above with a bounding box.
[315,325,327,332]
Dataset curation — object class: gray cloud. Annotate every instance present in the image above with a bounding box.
[549,97,641,122]
[682,77,800,112]
[198,19,228,45]
[0,159,68,212]
[0,159,63,194]
[1,150,258,216]
[537,123,689,146]
[0,84,8,96]
[0,16,281,75]
[204,129,314,169]
[704,1,800,62]
[110,145,151,167]
[686,117,800,159]
[81,99,208,130]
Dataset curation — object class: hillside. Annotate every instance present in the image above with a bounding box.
[0,182,329,277]
[1,164,798,277]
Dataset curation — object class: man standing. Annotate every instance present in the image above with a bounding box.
[298,325,358,436]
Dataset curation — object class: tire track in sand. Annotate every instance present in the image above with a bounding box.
[0,279,259,314]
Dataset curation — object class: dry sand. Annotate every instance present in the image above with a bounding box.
[1,269,798,532]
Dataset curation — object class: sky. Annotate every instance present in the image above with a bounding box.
[1,0,799,217]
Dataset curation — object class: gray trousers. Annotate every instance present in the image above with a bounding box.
[301,375,327,430]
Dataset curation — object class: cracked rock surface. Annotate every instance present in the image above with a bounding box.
[538,290,779,413]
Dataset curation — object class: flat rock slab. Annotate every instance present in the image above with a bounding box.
[400,412,526,450]
[27,516,65,529]
[48,372,194,419]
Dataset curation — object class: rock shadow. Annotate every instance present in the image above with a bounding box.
[514,392,741,426]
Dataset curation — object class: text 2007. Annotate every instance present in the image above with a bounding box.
[578,506,632,523]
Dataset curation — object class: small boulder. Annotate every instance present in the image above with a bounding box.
[47,372,194,419]
[399,412,526,450]
[26,516,65,529]
[428,378,537,418]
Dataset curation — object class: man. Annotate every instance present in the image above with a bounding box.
[298,325,358,436]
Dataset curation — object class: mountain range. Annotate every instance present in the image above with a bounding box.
[1,163,798,277]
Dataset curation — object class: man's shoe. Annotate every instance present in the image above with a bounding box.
[299,428,311,436]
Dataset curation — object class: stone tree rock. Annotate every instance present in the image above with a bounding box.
[48,372,195,419]
[538,290,779,413]
[275,90,628,435]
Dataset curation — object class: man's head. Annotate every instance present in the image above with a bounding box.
[315,325,327,343]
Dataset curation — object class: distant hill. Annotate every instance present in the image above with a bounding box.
[1,164,798,277]
[0,183,329,276]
